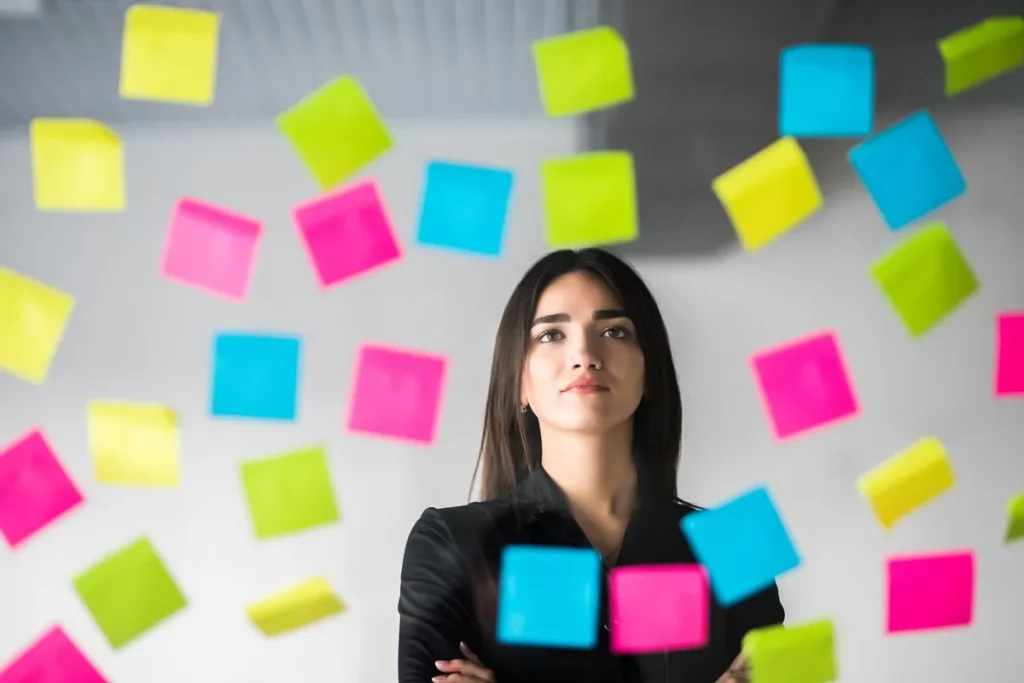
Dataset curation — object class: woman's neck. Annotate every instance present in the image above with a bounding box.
[539,425,638,518]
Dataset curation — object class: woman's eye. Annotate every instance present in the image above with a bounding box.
[602,326,630,339]
[537,329,564,343]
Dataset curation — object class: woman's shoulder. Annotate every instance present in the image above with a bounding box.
[409,500,518,541]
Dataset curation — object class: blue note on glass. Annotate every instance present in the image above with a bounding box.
[210,332,301,420]
[681,486,800,607]
[497,545,601,649]
[416,161,515,256]
[779,44,875,137]
[848,110,966,231]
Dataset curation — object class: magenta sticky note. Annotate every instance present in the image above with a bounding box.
[609,564,709,654]
[346,344,448,444]
[0,430,83,548]
[751,330,859,439]
[0,626,107,683]
[293,179,402,288]
[160,198,263,300]
[886,550,974,634]
[996,312,1024,396]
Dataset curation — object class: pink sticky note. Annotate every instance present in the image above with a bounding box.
[0,430,83,548]
[346,344,448,444]
[293,179,403,288]
[886,550,974,634]
[996,312,1024,396]
[751,330,859,439]
[160,198,263,300]
[609,564,709,654]
[0,626,107,683]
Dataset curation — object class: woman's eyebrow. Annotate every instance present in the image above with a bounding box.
[531,309,628,326]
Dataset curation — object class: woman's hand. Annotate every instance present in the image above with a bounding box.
[715,652,748,683]
[432,642,496,682]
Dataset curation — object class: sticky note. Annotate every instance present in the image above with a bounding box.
[751,331,859,439]
[247,577,346,636]
[995,312,1024,396]
[779,44,874,137]
[886,550,974,633]
[533,26,634,117]
[240,445,339,539]
[293,179,402,288]
[712,137,823,252]
[681,486,800,606]
[857,436,955,530]
[416,161,515,257]
[848,110,965,230]
[0,430,83,548]
[743,619,837,683]
[210,332,301,420]
[87,400,180,487]
[938,16,1024,97]
[73,537,187,648]
[0,627,107,683]
[497,545,601,648]
[346,344,448,444]
[30,118,124,212]
[0,268,75,384]
[1003,492,1024,543]
[160,198,263,300]
[609,564,709,654]
[871,222,979,338]
[541,152,638,248]
[119,5,220,104]
[277,76,393,190]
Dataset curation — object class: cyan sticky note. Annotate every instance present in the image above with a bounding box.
[848,110,966,230]
[416,161,515,257]
[210,333,301,420]
[497,545,601,649]
[681,486,800,606]
[779,44,874,137]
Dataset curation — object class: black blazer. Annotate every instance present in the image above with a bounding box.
[398,469,785,682]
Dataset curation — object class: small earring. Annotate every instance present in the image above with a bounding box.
[521,404,529,413]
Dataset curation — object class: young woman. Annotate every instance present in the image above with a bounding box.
[398,248,784,682]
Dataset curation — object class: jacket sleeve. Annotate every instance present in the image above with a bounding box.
[725,581,786,657]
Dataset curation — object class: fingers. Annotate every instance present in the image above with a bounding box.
[459,641,483,665]
[434,658,496,682]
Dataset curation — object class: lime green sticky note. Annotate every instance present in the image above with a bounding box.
[73,537,187,649]
[1005,492,1024,543]
[31,118,125,212]
[277,76,393,190]
[241,445,340,539]
[938,16,1024,97]
[744,619,837,683]
[533,26,634,117]
[870,222,979,338]
[541,151,638,248]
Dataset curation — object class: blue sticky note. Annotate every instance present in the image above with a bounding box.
[416,161,515,256]
[681,486,800,606]
[497,545,601,649]
[848,110,966,230]
[779,44,875,137]
[210,332,301,420]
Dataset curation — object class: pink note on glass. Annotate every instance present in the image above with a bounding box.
[886,550,974,634]
[346,344,448,444]
[751,330,859,439]
[293,179,403,288]
[0,626,107,683]
[160,198,263,301]
[995,312,1024,396]
[609,564,709,654]
[0,430,83,548]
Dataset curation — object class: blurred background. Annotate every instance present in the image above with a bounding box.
[1,0,1023,680]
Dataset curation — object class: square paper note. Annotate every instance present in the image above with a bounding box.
[0,627,107,683]
[31,118,124,212]
[743,619,837,683]
[541,152,638,248]
[293,179,402,287]
[247,577,346,636]
[995,312,1024,396]
[938,16,1024,97]
[886,550,974,634]
[1004,492,1024,543]
[779,44,874,137]
[848,110,965,230]
[751,331,859,440]
[0,268,75,384]
[681,486,800,606]
[416,161,515,257]
[497,545,601,649]
[210,332,301,420]
[857,436,955,530]
[609,564,709,654]
[88,400,180,487]
[241,445,340,539]
[533,26,634,117]
[346,344,448,444]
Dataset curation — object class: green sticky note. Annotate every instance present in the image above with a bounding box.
[1005,492,1024,543]
[533,26,634,117]
[744,619,837,683]
[277,75,393,190]
[72,537,187,649]
[241,445,340,539]
[541,151,638,248]
[938,16,1024,97]
[870,222,979,338]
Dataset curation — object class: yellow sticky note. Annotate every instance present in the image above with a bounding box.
[1004,492,1024,543]
[0,268,75,384]
[712,136,823,252]
[938,16,1024,97]
[744,619,837,683]
[857,436,955,530]
[120,5,220,105]
[247,577,346,636]
[31,119,125,212]
[88,400,180,486]
[533,26,634,117]
[541,151,638,248]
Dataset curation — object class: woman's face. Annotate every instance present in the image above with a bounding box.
[520,271,645,434]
